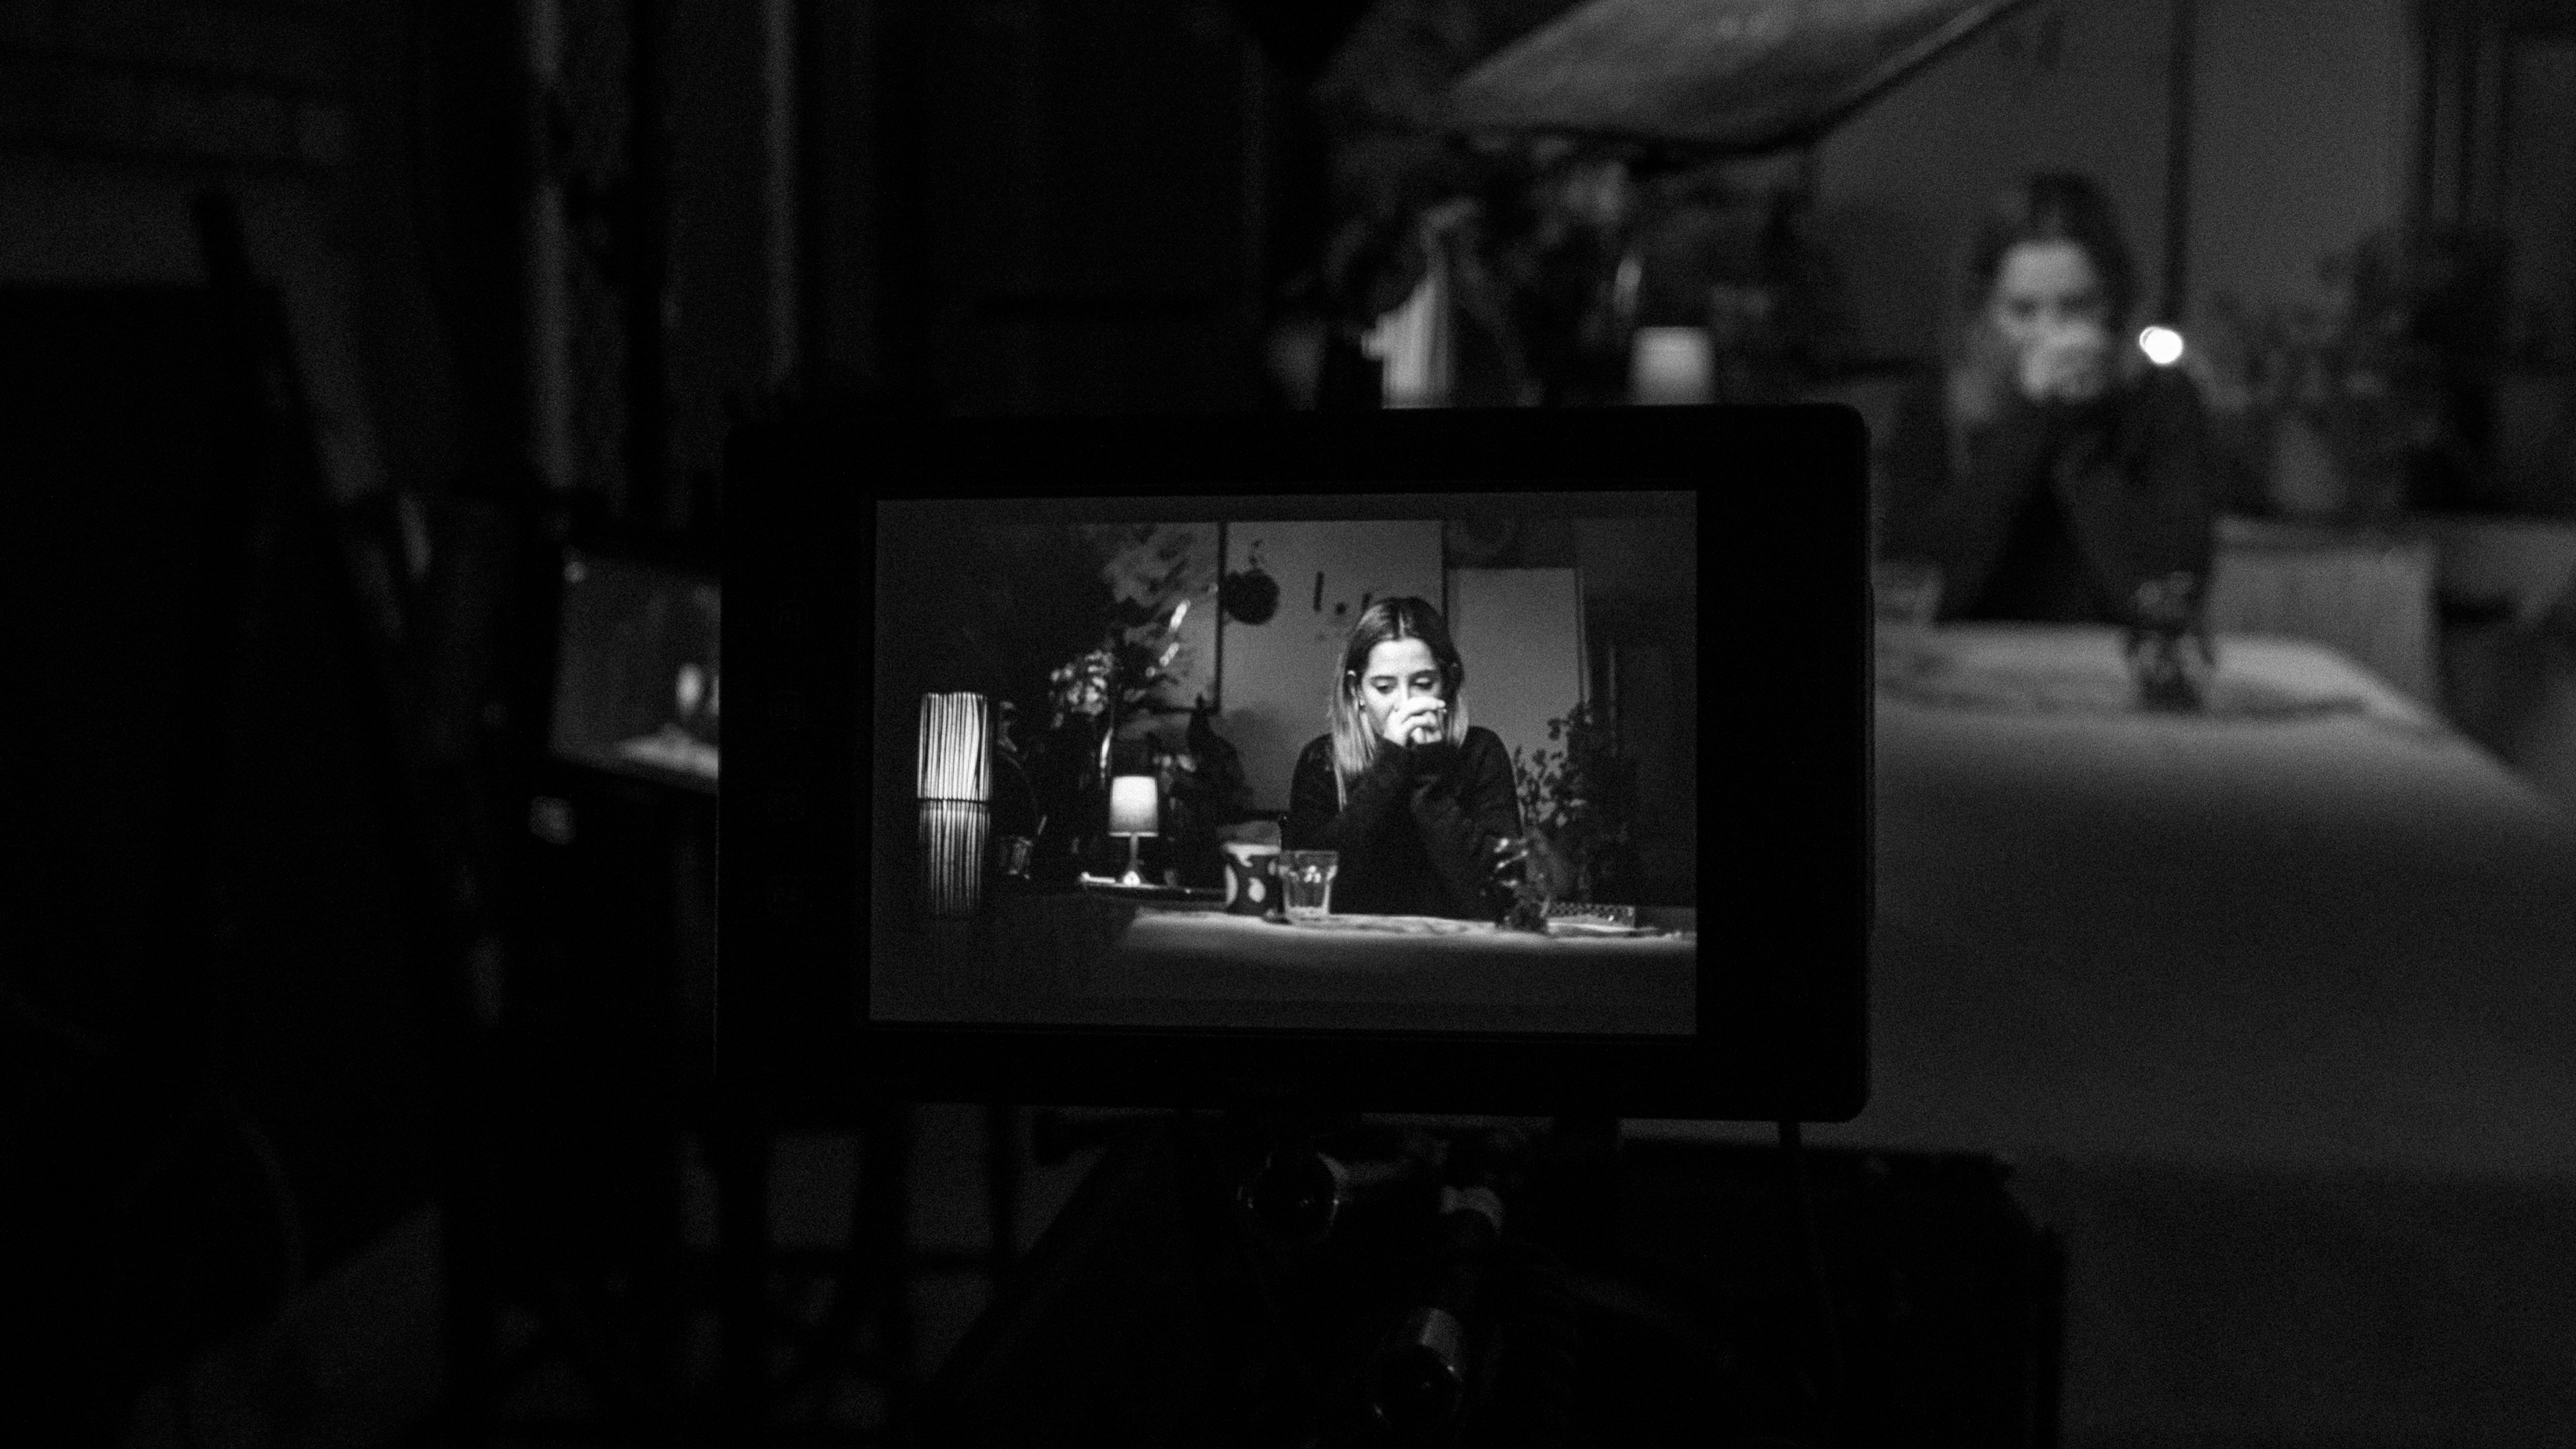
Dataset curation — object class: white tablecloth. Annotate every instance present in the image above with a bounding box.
[1076,907,1696,1035]
[1749,623,2576,1174]
[2208,517,2440,707]
[1645,622,2576,1446]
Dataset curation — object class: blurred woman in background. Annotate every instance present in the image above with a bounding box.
[1877,173,2217,626]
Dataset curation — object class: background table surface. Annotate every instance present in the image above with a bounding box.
[1666,622,2576,1174]
[1643,626,2576,1446]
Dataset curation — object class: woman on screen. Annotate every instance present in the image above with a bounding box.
[1877,172,2217,625]
[1284,597,1522,918]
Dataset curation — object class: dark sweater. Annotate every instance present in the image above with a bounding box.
[1878,366,2218,625]
[1284,725,1524,920]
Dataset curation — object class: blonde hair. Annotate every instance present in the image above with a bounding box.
[1328,596,1471,809]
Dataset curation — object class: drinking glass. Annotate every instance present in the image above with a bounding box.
[1279,850,1339,921]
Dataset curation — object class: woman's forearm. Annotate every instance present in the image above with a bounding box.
[1408,738,1524,914]
[1409,787,1494,910]
[1329,749,1418,846]
[1287,745,1414,854]
[1879,375,2053,577]
[2048,373,2219,607]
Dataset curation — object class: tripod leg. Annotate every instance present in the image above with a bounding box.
[713,1113,770,1442]
[434,1026,509,1449]
[985,1104,1019,1280]
[860,1102,916,1432]
[438,1153,500,1448]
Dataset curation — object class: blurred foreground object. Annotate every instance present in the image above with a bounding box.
[1445,0,2039,152]
[1314,0,2035,405]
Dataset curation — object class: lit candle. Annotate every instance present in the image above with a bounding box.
[1109,775,1159,836]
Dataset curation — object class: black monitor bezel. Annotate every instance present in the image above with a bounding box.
[720,404,1869,1121]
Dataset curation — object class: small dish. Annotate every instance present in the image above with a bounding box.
[1075,874,1226,904]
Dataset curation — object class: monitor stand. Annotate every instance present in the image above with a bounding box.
[922,1109,1817,1448]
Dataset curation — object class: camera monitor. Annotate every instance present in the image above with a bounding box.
[548,545,721,795]
[722,406,1867,1120]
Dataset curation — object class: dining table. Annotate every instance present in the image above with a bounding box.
[870,890,1697,1037]
[1639,621,2576,1448]
[1796,621,2576,1172]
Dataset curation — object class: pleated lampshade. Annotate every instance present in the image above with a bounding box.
[916,692,994,917]
[916,692,994,802]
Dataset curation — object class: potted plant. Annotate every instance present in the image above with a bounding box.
[1012,525,1236,880]
[2197,229,2452,527]
[1502,700,1637,927]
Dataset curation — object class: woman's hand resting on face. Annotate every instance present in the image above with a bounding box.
[1380,697,1447,749]
[1953,316,2114,426]
[2018,321,2110,403]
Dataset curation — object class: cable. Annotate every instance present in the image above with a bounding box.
[2,959,310,1448]
[1471,1235,1582,1449]
[164,1091,310,1449]
[1778,1120,1848,1449]
[90,1082,310,1449]
[0,973,127,1068]
[214,1088,312,1303]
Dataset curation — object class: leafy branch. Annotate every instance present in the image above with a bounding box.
[1506,700,1633,903]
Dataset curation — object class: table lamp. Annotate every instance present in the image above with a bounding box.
[1630,326,1714,406]
[917,691,993,917]
[1108,774,1158,886]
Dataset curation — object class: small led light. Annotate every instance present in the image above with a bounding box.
[2139,326,2186,367]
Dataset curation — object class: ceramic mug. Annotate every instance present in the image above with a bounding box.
[1222,842,1283,918]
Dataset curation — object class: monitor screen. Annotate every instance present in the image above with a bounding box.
[869,496,1699,1039]
[549,547,721,793]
